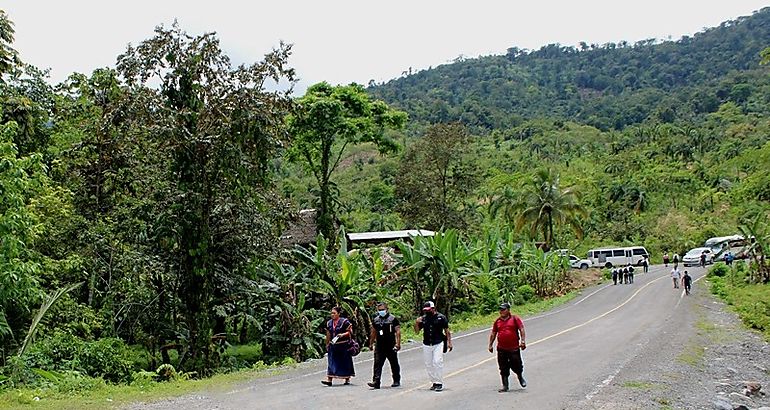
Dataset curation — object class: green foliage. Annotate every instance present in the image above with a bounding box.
[370,9,770,130]
[709,263,730,278]
[709,262,770,340]
[154,364,177,382]
[23,332,134,383]
[516,285,536,303]
[288,82,407,239]
[395,123,481,230]
[224,343,263,367]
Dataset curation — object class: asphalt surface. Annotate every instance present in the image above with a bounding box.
[130,264,708,410]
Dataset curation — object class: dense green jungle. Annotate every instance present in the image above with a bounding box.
[0,6,769,404]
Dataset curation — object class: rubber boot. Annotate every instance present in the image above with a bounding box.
[498,376,509,392]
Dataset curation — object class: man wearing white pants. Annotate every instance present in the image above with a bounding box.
[415,301,452,391]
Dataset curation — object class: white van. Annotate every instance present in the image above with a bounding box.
[587,246,650,268]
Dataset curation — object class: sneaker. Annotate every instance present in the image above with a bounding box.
[390,382,400,388]
[518,375,527,388]
[321,380,332,386]
[429,383,438,390]
[434,384,443,392]
[367,382,380,389]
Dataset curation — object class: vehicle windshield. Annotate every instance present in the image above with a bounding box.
[685,248,708,257]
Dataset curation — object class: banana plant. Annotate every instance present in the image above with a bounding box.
[412,230,480,318]
[253,261,325,362]
[518,244,570,297]
[393,239,429,314]
[739,216,770,284]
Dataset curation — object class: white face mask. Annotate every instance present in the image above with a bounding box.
[377,310,387,317]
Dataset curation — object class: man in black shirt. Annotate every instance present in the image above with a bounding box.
[367,302,401,389]
[682,271,692,295]
[414,301,452,392]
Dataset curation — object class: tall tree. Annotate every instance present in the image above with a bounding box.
[114,24,296,373]
[502,169,585,249]
[395,123,480,230]
[0,122,46,355]
[288,82,406,240]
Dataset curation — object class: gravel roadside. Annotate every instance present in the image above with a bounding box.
[574,278,770,410]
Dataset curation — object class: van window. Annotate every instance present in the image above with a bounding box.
[612,250,624,257]
[632,248,647,255]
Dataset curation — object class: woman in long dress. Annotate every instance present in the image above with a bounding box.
[321,306,355,386]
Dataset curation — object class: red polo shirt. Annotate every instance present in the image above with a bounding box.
[493,315,524,351]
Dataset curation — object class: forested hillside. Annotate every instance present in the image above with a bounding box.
[369,7,770,131]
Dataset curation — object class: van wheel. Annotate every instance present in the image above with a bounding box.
[604,262,612,268]
[580,263,588,270]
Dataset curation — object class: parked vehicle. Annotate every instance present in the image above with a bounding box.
[568,255,592,270]
[704,235,749,260]
[587,246,649,268]
[683,247,714,267]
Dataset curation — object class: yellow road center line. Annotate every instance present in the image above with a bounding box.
[396,274,671,396]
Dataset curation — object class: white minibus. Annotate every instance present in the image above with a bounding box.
[587,246,650,268]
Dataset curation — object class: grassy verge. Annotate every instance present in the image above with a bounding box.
[0,290,580,409]
[0,362,299,410]
[707,263,770,341]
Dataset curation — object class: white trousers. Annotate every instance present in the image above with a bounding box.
[422,343,444,384]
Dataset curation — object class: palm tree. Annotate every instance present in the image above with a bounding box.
[509,169,585,250]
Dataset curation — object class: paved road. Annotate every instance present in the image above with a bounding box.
[132,264,708,410]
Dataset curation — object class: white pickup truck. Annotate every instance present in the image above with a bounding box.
[568,255,592,270]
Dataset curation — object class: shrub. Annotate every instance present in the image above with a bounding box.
[225,343,264,367]
[709,263,729,277]
[155,364,177,382]
[76,338,134,383]
[24,332,134,384]
[516,285,536,302]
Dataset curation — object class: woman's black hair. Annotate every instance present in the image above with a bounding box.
[332,306,343,316]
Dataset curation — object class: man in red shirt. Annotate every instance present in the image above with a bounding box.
[488,302,526,392]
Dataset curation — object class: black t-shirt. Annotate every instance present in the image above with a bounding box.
[419,313,448,346]
[372,314,400,348]
[683,274,692,286]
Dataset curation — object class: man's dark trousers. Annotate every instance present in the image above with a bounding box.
[372,346,400,386]
[497,349,523,386]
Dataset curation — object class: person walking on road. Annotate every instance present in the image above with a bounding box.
[612,268,618,285]
[642,255,649,273]
[663,252,670,267]
[622,266,630,284]
[322,307,355,386]
[673,253,680,269]
[488,303,527,392]
[628,264,635,284]
[682,271,692,295]
[415,301,452,392]
[367,302,401,389]
[671,267,681,289]
[699,251,707,268]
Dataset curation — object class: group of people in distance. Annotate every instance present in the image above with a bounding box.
[611,264,637,285]
[322,301,527,394]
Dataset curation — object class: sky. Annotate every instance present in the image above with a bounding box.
[4,1,770,94]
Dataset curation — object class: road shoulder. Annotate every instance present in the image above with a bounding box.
[575,281,770,409]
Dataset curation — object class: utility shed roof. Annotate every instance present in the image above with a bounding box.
[347,229,435,244]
